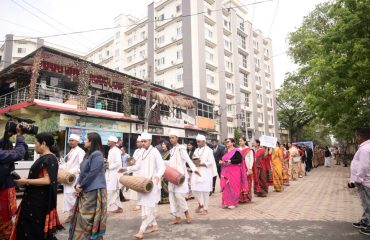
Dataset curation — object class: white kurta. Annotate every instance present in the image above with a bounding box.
[60,146,85,212]
[106,146,122,191]
[129,148,143,201]
[191,146,215,192]
[127,146,165,207]
[166,145,197,194]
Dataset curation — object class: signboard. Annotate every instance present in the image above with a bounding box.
[196,116,215,130]
[164,127,186,138]
[69,128,122,144]
[182,112,196,125]
[160,116,184,128]
[60,114,130,133]
[260,135,277,148]
[131,123,143,134]
[148,126,164,135]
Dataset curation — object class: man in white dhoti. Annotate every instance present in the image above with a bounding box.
[130,136,143,211]
[106,136,123,213]
[192,134,217,216]
[166,130,199,224]
[59,134,85,223]
[123,132,165,239]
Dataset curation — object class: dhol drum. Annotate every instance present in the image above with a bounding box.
[119,175,153,193]
[57,168,76,185]
[163,165,185,186]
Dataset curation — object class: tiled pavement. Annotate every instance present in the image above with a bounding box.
[55,165,367,239]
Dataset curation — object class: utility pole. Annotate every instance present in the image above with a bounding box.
[143,66,152,131]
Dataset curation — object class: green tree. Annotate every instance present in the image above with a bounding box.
[233,127,242,143]
[276,73,316,142]
[288,0,370,141]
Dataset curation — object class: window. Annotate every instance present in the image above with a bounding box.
[176,5,181,12]
[177,74,182,82]
[228,127,233,134]
[239,53,247,68]
[207,8,212,16]
[208,99,215,104]
[255,58,260,67]
[205,28,213,39]
[141,31,146,39]
[239,22,244,31]
[139,69,146,78]
[243,93,250,107]
[116,31,120,39]
[226,82,234,93]
[206,51,214,61]
[176,50,183,60]
[17,48,26,54]
[224,40,231,51]
[157,35,165,44]
[156,57,165,66]
[106,50,110,56]
[246,113,251,127]
[256,93,262,103]
[253,40,259,50]
[265,48,269,57]
[240,72,248,87]
[139,50,146,59]
[158,14,165,21]
[156,80,164,86]
[206,74,215,84]
[127,56,132,63]
[267,81,272,90]
[258,112,264,121]
[225,61,233,70]
[238,33,246,49]
[197,102,214,119]
[128,38,132,45]
[255,75,262,85]
[176,26,182,36]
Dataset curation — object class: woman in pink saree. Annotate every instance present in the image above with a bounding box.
[220,138,248,209]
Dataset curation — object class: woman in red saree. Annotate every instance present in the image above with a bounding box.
[220,138,248,209]
[239,137,255,203]
[281,143,290,186]
[252,140,268,197]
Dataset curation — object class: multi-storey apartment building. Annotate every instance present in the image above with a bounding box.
[86,0,278,140]
[0,34,84,70]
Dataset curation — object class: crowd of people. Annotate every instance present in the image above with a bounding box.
[1,125,368,239]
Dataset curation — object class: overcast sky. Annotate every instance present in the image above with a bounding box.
[0,0,327,88]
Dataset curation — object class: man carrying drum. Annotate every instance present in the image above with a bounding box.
[121,132,165,239]
[166,130,199,224]
[192,134,217,216]
[59,133,85,223]
[130,135,143,211]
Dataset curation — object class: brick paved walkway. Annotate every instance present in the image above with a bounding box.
[55,165,365,239]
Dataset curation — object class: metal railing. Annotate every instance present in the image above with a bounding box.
[0,86,30,108]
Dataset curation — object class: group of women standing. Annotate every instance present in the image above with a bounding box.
[12,132,107,240]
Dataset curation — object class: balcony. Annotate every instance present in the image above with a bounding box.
[255,64,261,72]
[224,47,232,57]
[257,100,263,107]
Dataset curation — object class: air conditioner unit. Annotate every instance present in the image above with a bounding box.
[171,60,176,65]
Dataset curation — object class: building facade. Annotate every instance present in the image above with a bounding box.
[0,34,83,70]
[85,0,278,140]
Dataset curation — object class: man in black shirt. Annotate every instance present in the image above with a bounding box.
[211,139,225,195]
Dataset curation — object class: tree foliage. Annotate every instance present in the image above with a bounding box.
[276,73,316,142]
[287,0,370,141]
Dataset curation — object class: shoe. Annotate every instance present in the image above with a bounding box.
[359,227,370,236]
[111,208,123,213]
[228,206,235,209]
[353,221,368,229]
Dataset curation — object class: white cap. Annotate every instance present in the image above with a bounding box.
[108,136,118,143]
[141,132,152,140]
[196,134,206,141]
[168,129,179,137]
[69,134,81,142]
[137,136,142,142]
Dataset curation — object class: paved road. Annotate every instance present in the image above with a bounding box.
[56,165,367,240]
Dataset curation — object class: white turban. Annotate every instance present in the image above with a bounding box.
[69,134,81,142]
[196,134,206,141]
[141,132,152,140]
[108,136,118,143]
[137,136,142,142]
[168,129,179,137]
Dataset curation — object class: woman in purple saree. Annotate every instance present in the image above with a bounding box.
[220,138,248,209]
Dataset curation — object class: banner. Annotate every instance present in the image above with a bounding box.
[294,141,314,150]
[260,135,277,148]
[69,128,122,144]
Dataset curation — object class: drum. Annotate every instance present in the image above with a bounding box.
[57,168,76,185]
[163,165,185,186]
[119,175,153,193]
